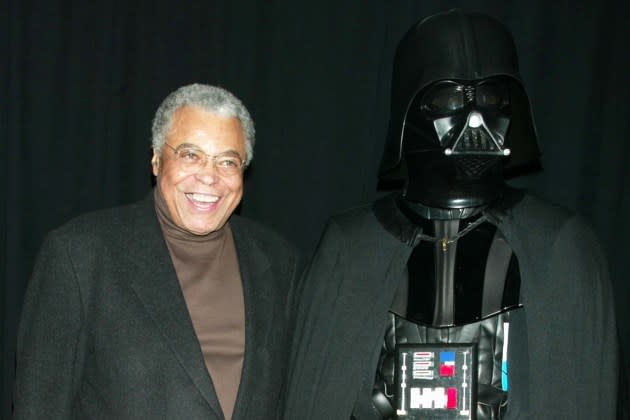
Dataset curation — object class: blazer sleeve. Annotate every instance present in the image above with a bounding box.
[14,232,86,419]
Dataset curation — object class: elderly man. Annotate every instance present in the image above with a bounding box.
[14,84,302,419]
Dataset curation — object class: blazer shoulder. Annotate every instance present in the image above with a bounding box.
[48,200,146,246]
[230,215,299,257]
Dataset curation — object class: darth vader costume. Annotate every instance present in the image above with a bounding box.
[283,10,620,420]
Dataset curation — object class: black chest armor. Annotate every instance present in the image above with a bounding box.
[366,195,523,420]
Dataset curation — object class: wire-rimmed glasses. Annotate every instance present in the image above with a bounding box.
[163,142,245,176]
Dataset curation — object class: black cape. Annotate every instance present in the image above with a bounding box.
[284,194,619,419]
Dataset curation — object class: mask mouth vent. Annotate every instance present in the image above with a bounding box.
[454,155,500,178]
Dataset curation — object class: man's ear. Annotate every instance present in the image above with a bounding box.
[151,151,160,176]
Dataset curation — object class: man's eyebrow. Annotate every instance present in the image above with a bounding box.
[216,149,243,157]
[176,142,201,149]
[177,143,243,158]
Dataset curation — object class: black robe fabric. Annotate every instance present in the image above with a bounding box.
[283,193,619,419]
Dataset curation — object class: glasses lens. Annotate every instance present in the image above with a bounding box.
[175,147,206,172]
[214,154,243,176]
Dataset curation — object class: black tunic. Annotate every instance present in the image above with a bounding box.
[283,194,619,419]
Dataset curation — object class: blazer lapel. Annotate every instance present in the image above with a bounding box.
[125,195,224,418]
[229,217,273,418]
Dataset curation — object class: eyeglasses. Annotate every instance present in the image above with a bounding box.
[163,143,245,176]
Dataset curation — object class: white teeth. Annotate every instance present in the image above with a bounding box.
[188,193,219,203]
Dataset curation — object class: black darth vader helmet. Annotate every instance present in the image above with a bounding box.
[379,10,540,208]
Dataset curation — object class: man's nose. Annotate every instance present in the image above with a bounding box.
[194,160,219,184]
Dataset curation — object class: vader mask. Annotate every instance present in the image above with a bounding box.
[379,10,541,210]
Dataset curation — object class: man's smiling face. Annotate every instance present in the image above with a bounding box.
[152,105,246,235]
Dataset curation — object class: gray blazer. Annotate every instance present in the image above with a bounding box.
[14,192,302,419]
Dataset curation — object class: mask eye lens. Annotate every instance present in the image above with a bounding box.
[476,82,508,107]
[432,90,464,111]
[421,85,465,114]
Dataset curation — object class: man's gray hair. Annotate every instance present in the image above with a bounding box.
[152,83,255,165]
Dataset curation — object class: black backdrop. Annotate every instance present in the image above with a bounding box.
[2,0,629,417]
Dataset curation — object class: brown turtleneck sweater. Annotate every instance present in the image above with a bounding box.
[154,188,245,420]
